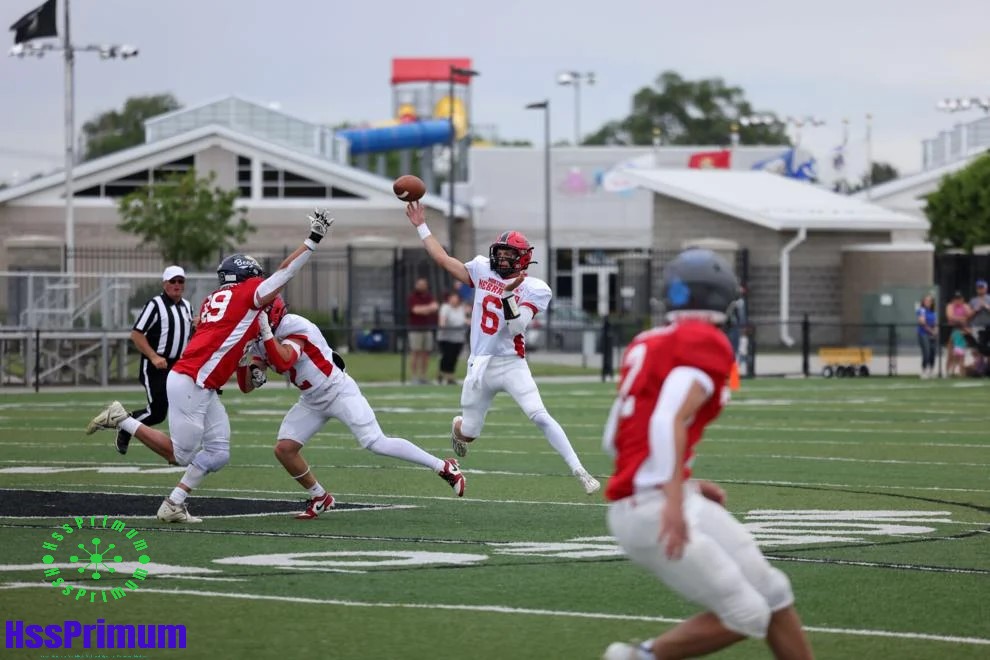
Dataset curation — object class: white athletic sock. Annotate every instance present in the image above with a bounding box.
[169,487,188,505]
[367,436,442,470]
[119,417,140,435]
[533,412,582,472]
[308,483,326,498]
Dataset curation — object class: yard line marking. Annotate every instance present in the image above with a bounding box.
[741,454,990,468]
[0,584,986,645]
[767,555,990,575]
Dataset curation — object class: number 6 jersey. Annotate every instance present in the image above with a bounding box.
[464,256,552,358]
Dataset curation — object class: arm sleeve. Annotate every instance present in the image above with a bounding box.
[506,306,535,337]
[647,366,715,482]
[263,338,300,372]
[254,250,313,306]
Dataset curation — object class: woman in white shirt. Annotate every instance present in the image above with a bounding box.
[437,291,468,384]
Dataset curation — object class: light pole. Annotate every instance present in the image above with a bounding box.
[447,65,479,254]
[557,71,594,145]
[9,0,138,282]
[526,100,551,342]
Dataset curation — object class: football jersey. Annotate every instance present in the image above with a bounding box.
[249,313,341,394]
[173,278,264,390]
[464,255,552,358]
[604,320,734,502]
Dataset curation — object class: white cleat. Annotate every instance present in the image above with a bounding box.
[450,415,467,458]
[85,400,128,435]
[602,641,653,660]
[574,467,601,495]
[156,498,202,523]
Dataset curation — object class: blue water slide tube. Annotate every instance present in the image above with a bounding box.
[337,120,453,155]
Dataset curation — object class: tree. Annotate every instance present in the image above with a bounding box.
[82,94,181,161]
[845,161,900,194]
[925,154,990,253]
[583,71,789,146]
[118,169,254,268]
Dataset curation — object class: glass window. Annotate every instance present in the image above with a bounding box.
[75,185,102,197]
[556,275,573,299]
[556,248,573,271]
[330,186,362,199]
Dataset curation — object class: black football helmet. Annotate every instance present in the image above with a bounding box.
[217,254,263,285]
[661,249,740,318]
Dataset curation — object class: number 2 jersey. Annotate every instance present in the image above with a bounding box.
[173,278,264,390]
[464,255,551,358]
[604,320,735,501]
[248,313,343,398]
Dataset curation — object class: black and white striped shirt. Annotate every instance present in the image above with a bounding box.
[133,294,193,360]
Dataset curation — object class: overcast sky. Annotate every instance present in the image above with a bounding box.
[2,0,987,184]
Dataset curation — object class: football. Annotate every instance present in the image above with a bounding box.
[393,175,426,203]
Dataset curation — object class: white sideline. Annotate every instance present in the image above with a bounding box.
[1,583,988,646]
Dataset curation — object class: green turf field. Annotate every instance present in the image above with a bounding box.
[0,377,987,659]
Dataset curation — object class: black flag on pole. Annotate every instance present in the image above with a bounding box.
[10,0,58,44]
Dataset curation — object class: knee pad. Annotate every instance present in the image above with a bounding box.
[529,409,551,427]
[192,448,230,473]
[355,425,384,451]
[718,588,772,639]
[756,565,795,612]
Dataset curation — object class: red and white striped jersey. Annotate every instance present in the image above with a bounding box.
[252,313,340,393]
[464,256,551,358]
[173,278,264,390]
[604,320,734,502]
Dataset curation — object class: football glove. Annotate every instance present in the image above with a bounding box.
[306,208,334,243]
[249,364,268,388]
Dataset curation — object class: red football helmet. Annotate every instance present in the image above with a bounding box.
[266,296,288,330]
[489,231,535,278]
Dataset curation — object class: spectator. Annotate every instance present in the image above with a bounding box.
[437,291,468,384]
[116,266,193,455]
[969,278,990,319]
[945,292,972,377]
[726,285,748,366]
[916,294,937,379]
[407,277,439,384]
[969,279,990,340]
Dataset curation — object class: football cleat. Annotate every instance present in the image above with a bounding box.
[438,459,466,497]
[85,401,128,435]
[602,641,654,660]
[450,415,467,458]
[295,492,335,520]
[574,467,601,495]
[156,498,202,524]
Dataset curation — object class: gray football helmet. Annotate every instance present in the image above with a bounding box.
[661,249,740,317]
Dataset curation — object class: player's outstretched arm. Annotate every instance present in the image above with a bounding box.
[256,208,335,308]
[406,201,471,285]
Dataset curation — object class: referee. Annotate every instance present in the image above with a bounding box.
[116,265,193,454]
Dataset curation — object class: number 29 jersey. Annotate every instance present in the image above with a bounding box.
[464,256,551,358]
[173,278,263,390]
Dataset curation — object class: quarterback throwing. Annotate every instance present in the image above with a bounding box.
[405,201,599,495]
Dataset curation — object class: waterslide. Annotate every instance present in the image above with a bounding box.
[336,120,452,155]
